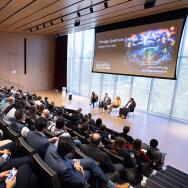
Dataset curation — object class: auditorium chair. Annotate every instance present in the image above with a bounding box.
[0,118,8,138]
[6,125,19,143]
[33,153,61,188]
[72,130,90,144]
[18,136,35,156]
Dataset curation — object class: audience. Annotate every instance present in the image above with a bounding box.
[45,136,129,188]
[0,86,165,187]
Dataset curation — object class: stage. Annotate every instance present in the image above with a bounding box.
[36,90,188,174]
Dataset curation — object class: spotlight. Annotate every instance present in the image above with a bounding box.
[50,21,54,25]
[74,19,80,27]
[144,0,156,9]
[104,1,108,9]
[36,26,39,30]
[90,6,94,13]
[43,23,46,28]
[77,11,81,17]
[61,17,64,22]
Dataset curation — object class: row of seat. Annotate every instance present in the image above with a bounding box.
[0,118,61,188]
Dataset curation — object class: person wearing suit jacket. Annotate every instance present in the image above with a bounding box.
[118,98,136,119]
[90,92,98,108]
[45,137,129,188]
[99,93,111,110]
[80,133,118,172]
[26,117,58,159]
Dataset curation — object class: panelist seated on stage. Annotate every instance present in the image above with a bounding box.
[117,98,136,119]
[99,93,111,110]
[90,91,98,108]
[107,96,121,114]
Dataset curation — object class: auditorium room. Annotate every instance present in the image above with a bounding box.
[0,0,188,188]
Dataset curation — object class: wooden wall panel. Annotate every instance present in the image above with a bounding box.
[0,32,55,91]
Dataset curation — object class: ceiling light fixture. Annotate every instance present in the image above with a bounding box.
[144,0,156,9]
[74,19,80,27]
[104,1,108,9]
[61,17,64,22]
[50,21,54,25]
[90,6,94,13]
[77,11,81,17]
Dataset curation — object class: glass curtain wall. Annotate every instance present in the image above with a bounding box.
[67,17,188,121]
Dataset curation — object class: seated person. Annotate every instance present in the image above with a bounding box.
[36,104,44,116]
[94,118,102,130]
[90,92,98,108]
[118,126,134,144]
[108,96,121,114]
[77,122,90,139]
[45,136,129,188]
[98,124,112,145]
[11,109,30,138]
[25,105,37,131]
[111,137,136,168]
[48,117,70,137]
[26,117,58,159]
[88,113,96,132]
[132,139,150,176]
[99,93,111,110]
[145,139,162,166]
[44,96,49,109]
[80,133,123,173]
[118,98,136,119]
[1,97,15,116]
[0,164,39,188]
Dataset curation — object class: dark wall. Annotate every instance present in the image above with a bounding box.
[54,35,68,91]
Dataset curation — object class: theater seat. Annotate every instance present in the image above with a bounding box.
[6,126,19,143]
[0,118,8,138]
[18,136,35,156]
[33,153,61,188]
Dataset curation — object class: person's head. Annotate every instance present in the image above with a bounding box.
[84,114,89,121]
[14,109,24,121]
[35,117,48,132]
[50,101,55,107]
[105,93,108,97]
[77,108,82,113]
[57,108,63,116]
[57,136,74,157]
[90,133,101,147]
[42,109,49,119]
[92,91,95,95]
[132,139,142,151]
[88,113,92,119]
[37,96,42,101]
[10,86,14,90]
[56,117,65,130]
[38,104,45,113]
[44,97,48,101]
[113,137,126,150]
[100,124,107,132]
[8,96,15,105]
[123,126,130,134]
[150,139,158,148]
[80,122,89,132]
[95,118,102,127]
[28,106,36,117]
[116,96,121,100]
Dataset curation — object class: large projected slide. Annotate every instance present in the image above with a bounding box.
[93,19,184,79]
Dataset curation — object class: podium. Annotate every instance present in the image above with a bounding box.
[61,87,66,99]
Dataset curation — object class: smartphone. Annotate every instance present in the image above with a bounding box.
[5,168,17,183]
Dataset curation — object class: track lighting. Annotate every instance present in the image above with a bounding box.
[104,1,108,9]
[77,11,81,17]
[74,19,80,27]
[90,6,94,13]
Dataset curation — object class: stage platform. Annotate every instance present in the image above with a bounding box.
[36,90,188,174]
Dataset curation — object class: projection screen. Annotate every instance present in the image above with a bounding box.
[93,18,185,79]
